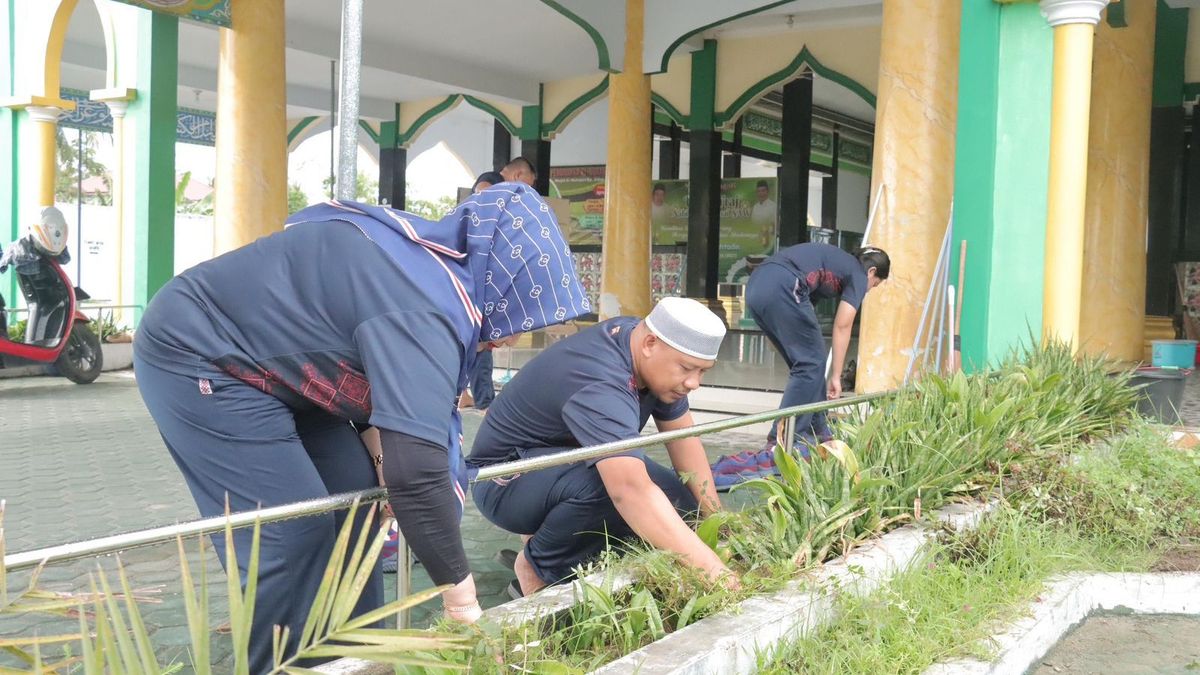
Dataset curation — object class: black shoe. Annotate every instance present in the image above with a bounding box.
[494,548,518,570]
[506,579,524,601]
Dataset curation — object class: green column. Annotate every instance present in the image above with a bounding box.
[1146,0,1188,315]
[952,1,1053,369]
[1151,0,1187,108]
[518,100,550,196]
[2,0,18,305]
[950,0,1000,370]
[128,10,177,321]
[686,40,721,301]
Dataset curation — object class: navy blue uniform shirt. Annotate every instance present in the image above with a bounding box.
[761,242,869,309]
[468,317,688,466]
[136,220,461,448]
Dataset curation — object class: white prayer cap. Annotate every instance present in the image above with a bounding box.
[644,297,726,361]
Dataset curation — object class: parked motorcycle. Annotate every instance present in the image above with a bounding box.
[0,207,103,384]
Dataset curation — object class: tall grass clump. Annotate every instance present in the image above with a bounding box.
[725,340,1139,565]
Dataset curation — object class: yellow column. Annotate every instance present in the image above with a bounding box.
[856,0,960,391]
[25,106,63,206]
[598,0,652,320]
[213,0,287,253]
[1040,0,1108,349]
[1079,0,1156,362]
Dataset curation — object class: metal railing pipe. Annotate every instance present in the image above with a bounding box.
[4,490,385,572]
[5,389,895,572]
[472,390,891,481]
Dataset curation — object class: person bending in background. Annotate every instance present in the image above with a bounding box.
[710,243,890,487]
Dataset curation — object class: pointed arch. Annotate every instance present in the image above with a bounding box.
[651,92,687,127]
[398,95,463,147]
[538,1,614,72]
[43,0,82,100]
[462,96,520,136]
[715,46,876,128]
[542,75,609,138]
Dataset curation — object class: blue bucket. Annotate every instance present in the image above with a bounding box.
[1151,339,1197,369]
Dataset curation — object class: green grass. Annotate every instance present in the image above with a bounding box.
[1015,423,1200,549]
[758,421,1200,674]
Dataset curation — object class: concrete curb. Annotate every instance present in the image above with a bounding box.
[313,501,994,675]
[482,567,636,627]
[587,499,998,675]
[925,572,1200,675]
[313,567,638,675]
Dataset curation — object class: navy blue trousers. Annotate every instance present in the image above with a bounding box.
[745,263,832,447]
[469,350,495,410]
[472,455,697,583]
[133,350,382,674]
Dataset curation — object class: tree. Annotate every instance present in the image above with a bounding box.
[174,171,214,216]
[55,127,111,204]
[288,182,309,214]
[401,181,459,219]
[322,172,378,204]
[404,192,458,220]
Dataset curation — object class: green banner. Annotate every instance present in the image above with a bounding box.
[735,110,873,170]
[650,180,689,245]
[550,178,606,246]
[718,177,778,283]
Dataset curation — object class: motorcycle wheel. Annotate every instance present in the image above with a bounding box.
[56,323,103,384]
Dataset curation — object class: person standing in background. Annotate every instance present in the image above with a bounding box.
[459,170,510,411]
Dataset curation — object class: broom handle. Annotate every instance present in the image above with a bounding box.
[955,240,967,330]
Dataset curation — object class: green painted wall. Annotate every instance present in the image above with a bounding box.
[1152,0,1188,107]
[689,40,717,131]
[129,11,178,320]
[1,109,16,309]
[986,3,1052,361]
[952,1,1052,370]
[519,104,541,141]
[951,0,1001,371]
[2,0,17,306]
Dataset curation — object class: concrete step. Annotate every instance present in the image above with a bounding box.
[687,385,782,415]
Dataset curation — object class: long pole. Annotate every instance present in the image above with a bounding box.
[76,127,83,283]
[904,217,952,383]
[925,237,951,374]
[335,0,364,201]
[859,183,885,248]
[955,240,967,371]
[930,275,948,374]
[329,61,336,198]
[933,219,954,374]
[946,285,956,375]
[5,390,894,573]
